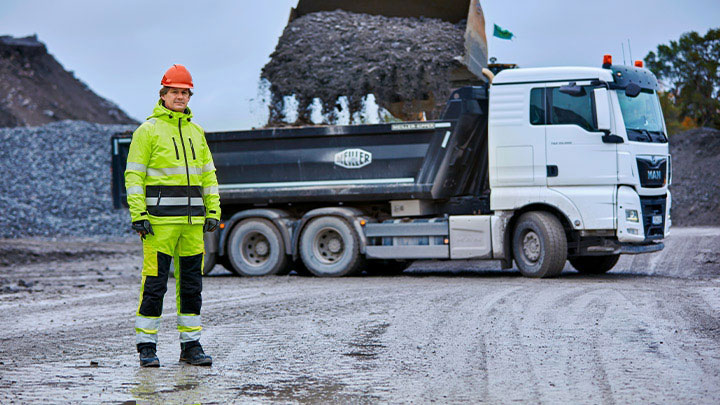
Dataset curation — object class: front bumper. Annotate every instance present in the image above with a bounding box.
[619,241,664,254]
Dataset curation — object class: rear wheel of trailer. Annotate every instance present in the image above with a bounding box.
[226,218,290,276]
[299,216,364,277]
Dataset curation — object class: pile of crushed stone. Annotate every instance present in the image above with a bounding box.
[0,35,136,128]
[669,127,720,226]
[0,121,135,238]
[261,10,466,124]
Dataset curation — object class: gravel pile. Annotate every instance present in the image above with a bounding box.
[261,10,466,124]
[669,127,720,226]
[0,120,135,238]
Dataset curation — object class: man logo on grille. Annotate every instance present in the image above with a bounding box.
[648,170,662,180]
[334,149,372,169]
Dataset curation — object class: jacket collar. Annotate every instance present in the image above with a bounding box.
[148,100,193,123]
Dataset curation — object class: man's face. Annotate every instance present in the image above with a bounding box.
[161,87,191,112]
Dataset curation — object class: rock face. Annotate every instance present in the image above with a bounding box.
[261,10,466,124]
[669,127,720,226]
[0,35,136,128]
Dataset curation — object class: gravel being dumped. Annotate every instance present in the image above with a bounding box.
[0,121,135,238]
[261,10,466,123]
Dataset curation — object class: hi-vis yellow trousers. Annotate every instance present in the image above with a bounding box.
[135,224,204,345]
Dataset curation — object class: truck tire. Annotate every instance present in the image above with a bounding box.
[299,216,363,277]
[569,255,620,274]
[202,233,217,276]
[367,260,413,276]
[512,211,567,278]
[227,218,289,276]
[203,252,217,276]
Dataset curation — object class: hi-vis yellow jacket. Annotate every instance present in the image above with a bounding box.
[125,102,221,225]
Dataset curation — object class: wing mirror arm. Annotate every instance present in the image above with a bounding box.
[601,131,624,143]
[593,87,624,143]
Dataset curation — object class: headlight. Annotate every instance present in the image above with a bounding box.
[625,209,639,223]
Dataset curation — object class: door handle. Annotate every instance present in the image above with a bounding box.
[547,165,559,177]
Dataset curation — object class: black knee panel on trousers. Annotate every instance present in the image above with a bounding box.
[179,253,203,315]
[139,251,172,317]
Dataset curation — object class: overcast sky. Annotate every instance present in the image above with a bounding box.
[0,1,717,131]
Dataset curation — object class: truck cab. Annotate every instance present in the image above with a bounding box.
[489,57,669,274]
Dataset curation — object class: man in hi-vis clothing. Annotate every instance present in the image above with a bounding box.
[125,64,220,367]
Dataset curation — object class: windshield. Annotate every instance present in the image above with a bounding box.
[617,90,667,142]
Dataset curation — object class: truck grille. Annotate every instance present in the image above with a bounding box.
[640,195,666,240]
[637,157,667,188]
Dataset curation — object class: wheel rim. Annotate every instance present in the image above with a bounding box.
[313,227,345,264]
[522,231,541,263]
[241,231,271,267]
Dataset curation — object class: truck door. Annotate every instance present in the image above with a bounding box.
[545,82,617,188]
[544,82,617,230]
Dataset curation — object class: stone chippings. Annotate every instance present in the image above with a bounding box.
[669,127,720,226]
[261,10,466,123]
[0,120,135,238]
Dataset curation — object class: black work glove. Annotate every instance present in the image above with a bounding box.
[132,220,154,239]
[203,218,219,233]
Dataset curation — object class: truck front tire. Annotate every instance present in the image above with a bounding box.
[512,212,567,278]
[227,218,289,276]
[299,216,363,277]
[569,255,620,274]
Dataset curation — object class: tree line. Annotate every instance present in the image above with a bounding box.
[645,27,719,134]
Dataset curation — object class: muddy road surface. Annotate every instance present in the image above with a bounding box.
[1,228,719,404]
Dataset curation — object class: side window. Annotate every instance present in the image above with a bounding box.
[529,88,546,125]
[548,86,597,131]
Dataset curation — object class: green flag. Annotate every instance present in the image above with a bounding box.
[493,24,514,40]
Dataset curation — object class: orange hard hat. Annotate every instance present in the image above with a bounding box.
[161,64,193,89]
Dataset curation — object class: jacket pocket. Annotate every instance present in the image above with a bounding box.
[172,138,180,160]
[189,138,197,160]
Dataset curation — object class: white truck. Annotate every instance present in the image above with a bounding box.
[111,57,671,278]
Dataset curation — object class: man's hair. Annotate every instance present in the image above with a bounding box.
[159,86,193,98]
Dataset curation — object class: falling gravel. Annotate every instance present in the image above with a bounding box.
[0,120,135,238]
[261,10,466,123]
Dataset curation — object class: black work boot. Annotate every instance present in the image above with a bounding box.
[137,343,160,367]
[180,341,212,366]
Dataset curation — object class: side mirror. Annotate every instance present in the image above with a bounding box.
[594,88,611,132]
[559,83,585,97]
[625,83,641,98]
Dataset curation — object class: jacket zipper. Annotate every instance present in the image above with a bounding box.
[177,118,192,224]
[172,138,180,160]
[189,138,196,160]
[157,190,162,207]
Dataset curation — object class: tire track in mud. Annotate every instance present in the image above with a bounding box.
[2,235,720,403]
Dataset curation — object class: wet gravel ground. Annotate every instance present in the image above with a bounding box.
[0,228,718,403]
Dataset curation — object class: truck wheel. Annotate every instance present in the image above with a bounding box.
[202,233,217,276]
[512,212,567,278]
[227,219,289,276]
[203,252,217,276]
[300,216,363,277]
[367,260,413,276]
[569,255,620,274]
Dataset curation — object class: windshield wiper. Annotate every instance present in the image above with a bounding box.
[627,128,652,142]
[639,129,653,142]
[648,130,668,142]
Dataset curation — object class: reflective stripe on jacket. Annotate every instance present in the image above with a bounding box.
[124,101,221,225]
